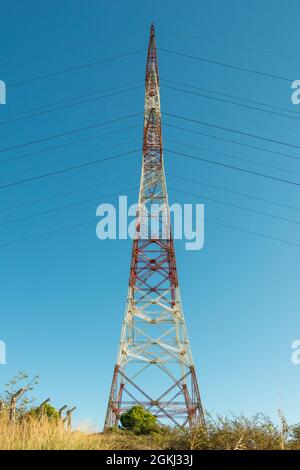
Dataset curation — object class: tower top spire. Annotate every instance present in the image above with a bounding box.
[146,23,159,85]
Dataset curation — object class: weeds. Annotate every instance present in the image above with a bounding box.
[0,410,299,450]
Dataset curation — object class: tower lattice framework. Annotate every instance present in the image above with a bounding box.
[104,25,205,430]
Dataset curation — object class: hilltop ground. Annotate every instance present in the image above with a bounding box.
[0,412,299,450]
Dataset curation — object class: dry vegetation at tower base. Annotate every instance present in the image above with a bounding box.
[1,412,300,450]
[1,374,299,450]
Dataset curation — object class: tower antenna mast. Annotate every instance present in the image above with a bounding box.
[104,24,205,429]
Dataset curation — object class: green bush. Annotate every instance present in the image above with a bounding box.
[120,406,159,435]
[28,403,59,420]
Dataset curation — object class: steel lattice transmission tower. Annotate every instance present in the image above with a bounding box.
[104,25,205,430]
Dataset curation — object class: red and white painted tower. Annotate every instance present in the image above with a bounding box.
[104,25,205,429]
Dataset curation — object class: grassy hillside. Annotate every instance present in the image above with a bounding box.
[0,411,299,450]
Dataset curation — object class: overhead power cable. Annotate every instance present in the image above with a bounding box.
[1,193,299,249]
[162,83,300,123]
[169,186,300,226]
[159,48,292,82]
[164,147,300,187]
[164,112,300,155]
[164,123,300,163]
[0,173,138,214]
[164,137,300,178]
[168,187,300,247]
[0,219,98,248]
[0,85,143,127]
[205,218,300,247]
[2,143,299,193]
[0,187,137,248]
[171,31,300,62]
[0,112,141,155]
[8,49,146,87]
[0,80,142,122]
[167,173,300,212]
[0,124,140,166]
[162,78,300,118]
[0,149,140,190]
[0,187,138,228]
[1,138,139,179]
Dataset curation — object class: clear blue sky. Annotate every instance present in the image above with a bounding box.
[1,0,300,430]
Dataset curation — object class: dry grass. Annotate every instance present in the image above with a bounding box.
[0,411,299,450]
[0,412,160,450]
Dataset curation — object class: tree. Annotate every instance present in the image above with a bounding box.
[120,405,158,434]
[0,372,39,418]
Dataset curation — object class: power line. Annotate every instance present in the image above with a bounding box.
[205,218,300,247]
[163,90,300,142]
[162,78,300,118]
[164,137,300,178]
[1,190,299,249]
[0,187,138,228]
[0,219,97,248]
[164,112,300,155]
[8,49,146,87]
[172,31,300,62]
[2,138,139,179]
[169,186,300,226]
[164,147,300,187]
[3,101,297,174]
[4,73,298,129]
[164,122,300,163]
[0,149,140,190]
[0,173,138,213]
[4,165,298,231]
[0,187,136,248]
[169,188,300,247]
[0,80,142,122]
[159,47,292,82]
[0,85,143,127]
[0,112,141,155]
[162,82,300,123]
[0,124,140,166]
[167,173,300,212]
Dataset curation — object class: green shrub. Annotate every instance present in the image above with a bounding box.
[27,403,59,420]
[120,406,159,435]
